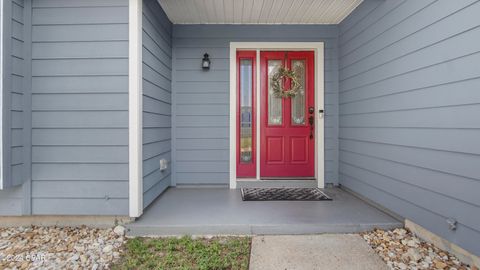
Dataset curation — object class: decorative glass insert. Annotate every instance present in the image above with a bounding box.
[240,59,253,163]
[291,60,306,125]
[268,60,283,125]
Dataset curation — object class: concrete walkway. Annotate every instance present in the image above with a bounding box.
[249,234,388,270]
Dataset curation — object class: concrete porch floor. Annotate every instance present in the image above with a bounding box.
[126,187,402,236]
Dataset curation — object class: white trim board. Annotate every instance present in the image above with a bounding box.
[129,0,143,218]
[229,42,325,189]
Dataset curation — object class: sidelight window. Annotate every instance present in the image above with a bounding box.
[236,51,256,177]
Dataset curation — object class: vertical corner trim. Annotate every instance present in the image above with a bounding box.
[228,43,237,189]
[0,0,13,190]
[22,0,33,215]
[0,0,5,189]
[129,0,143,218]
[170,40,177,187]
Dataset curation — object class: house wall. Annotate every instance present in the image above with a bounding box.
[339,0,480,256]
[0,0,30,215]
[8,0,25,187]
[172,25,339,186]
[141,0,172,209]
[29,0,130,215]
[0,0,172,216]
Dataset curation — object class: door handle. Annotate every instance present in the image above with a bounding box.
[309,115,314,139]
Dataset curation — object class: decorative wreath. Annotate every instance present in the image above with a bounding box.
[270,67,301,98]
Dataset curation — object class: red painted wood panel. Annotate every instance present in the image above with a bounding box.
[260,51,315,177]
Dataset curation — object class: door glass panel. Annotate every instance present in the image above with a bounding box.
[268,60,282,125]
[240,59,253,163]
[291,60,306,125]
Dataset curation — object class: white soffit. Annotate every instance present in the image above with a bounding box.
[158,0,363,24]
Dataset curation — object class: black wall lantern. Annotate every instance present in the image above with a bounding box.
[202,53,211,70]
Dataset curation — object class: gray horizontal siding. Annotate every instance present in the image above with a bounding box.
[173,24,339,185]
[0,186,23,215]
[339,0,480,256]
[0,0,27,215]
[10,0,24,184]
[30,0,129,215]
[10,0,25,187]
[142,0,172,208]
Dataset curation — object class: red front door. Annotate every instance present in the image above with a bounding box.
[260,51,315,178]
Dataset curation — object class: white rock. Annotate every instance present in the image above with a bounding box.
[398,262,407,270]
[407,240,417,247]
[102,245,113,253]
[71,254,80,261]
[113,225,126,236]
[406,248,423,262]
[74,245,85,252]
[1,232,9,238]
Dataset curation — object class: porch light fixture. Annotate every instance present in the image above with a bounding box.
[202,53,211,70]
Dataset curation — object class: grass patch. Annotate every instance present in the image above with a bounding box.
[112,236,251,270]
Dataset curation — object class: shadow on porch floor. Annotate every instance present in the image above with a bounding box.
[126,187,402,236]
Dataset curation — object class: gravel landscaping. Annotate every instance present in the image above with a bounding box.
[0,225,477,270]
[362,228,475,270]
[0,226,251,270]
[0,225,126,270]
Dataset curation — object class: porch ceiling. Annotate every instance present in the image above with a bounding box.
[157,0,363,24]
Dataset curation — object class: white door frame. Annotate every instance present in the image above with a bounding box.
[229,42,325,189]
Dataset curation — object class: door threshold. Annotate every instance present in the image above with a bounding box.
[260,177,316,180]
[236,179,318,189]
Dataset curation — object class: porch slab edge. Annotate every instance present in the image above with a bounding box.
[126,222,403,237]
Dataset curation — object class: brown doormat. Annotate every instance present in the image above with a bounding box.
[241,188,332,201]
